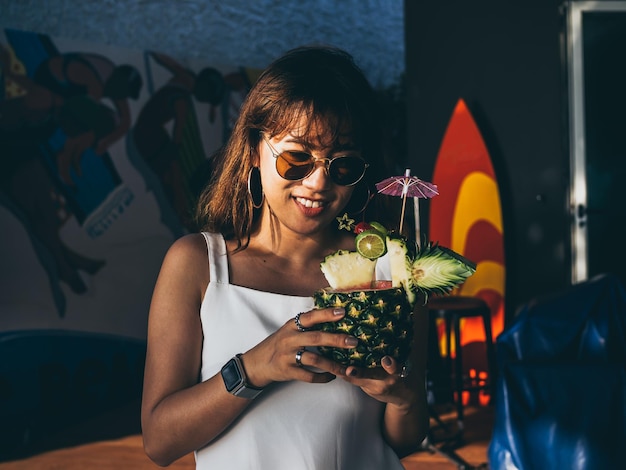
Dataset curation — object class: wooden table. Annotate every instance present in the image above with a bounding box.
[0,405,492,469]
[0,435,195,470]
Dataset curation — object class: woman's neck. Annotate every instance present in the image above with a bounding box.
[225,222,354,296]
[250,211,352,262]
[249,230,333,265]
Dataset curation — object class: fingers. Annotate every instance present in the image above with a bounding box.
[291,347,346,382]
[344,364,389,381]
[344,356,407,381]
[291,307,346,331]
[295,348,305,367]
[301,328,359,349]
[381,355,399,375]
[294,312,307,331]
[259,307,359,384]
[288,307,359,357]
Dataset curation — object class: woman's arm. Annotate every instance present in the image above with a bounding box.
[141,234,253,466]
[141,234,359,466]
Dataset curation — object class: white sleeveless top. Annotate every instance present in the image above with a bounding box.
[195,232,403,470]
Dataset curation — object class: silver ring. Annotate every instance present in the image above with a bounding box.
[295,348,305,367]
[399,359,412,378]
[294,312,307,332]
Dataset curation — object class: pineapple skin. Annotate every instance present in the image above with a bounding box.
[312,286,414,368]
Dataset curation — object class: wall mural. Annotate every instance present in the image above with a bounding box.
[0,28,258,337]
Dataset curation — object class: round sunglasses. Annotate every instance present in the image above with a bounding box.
[262,134,368,186]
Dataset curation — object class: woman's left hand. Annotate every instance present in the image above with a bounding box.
[340,356,417,407]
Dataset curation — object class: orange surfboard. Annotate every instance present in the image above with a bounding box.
[429,99,506,354]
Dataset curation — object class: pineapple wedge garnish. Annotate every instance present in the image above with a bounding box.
[320,220,476,305]
[320,250,376,290]
[387,236,418,304]
[387,236,476,304]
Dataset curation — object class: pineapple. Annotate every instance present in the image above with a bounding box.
[388,236,476,303]
[411,243,476,297]
[315,220,476,368]
[320,250,376,290]
[313,283,413,368]
[387,236,419,305]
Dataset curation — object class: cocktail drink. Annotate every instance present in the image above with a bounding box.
[315,219,477,368]
[314,282,413,368]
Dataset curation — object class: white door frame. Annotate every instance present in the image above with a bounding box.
[566,0,626,283]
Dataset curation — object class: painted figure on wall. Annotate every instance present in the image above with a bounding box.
[33,51,141,186]
[1,43,89,312]
[0,27,256,335]
[132,52,224,230]
[0,30,141,315]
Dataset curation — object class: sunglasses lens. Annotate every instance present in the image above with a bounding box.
[329,156,366,185]
[276,151,315,180]
[275,151,366,186]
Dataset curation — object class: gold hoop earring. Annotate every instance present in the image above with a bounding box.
[247,167,264,209]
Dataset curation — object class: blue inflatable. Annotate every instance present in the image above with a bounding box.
[488,273,626,469]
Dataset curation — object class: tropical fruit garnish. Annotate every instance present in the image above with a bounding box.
[410,243,476,296]
[316,219,476,368]
[323,219,476,306]
[354,221,373,234]
[368,221,388,236]
[387,236,476,304]
[320,250,376,290]
[355,229,387,260]
[387,236,419,305]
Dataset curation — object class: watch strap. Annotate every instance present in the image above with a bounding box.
[221,354,263,399]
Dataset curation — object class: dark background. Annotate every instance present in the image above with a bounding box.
[406,0,571,321]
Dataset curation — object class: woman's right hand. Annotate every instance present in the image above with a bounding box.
[240,307,357,388]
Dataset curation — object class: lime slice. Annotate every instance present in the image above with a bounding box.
[355,230,387,259]
[369,221,389,236]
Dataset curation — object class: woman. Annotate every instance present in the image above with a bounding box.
[141,46,429,469]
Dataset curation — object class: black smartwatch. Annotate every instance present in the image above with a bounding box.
[221,354,263,399]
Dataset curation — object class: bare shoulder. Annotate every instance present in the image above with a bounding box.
[166,232,208,260]
[159,233,210,291]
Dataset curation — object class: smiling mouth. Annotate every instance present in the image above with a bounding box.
[295,197,326,208]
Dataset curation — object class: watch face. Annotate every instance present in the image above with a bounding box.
[222,358,243,392]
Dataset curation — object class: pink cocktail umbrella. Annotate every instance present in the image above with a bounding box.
[376,168,439,242]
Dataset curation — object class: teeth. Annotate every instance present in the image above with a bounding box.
[296,197,324,208]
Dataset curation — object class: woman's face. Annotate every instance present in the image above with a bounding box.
[258,119,357,237]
